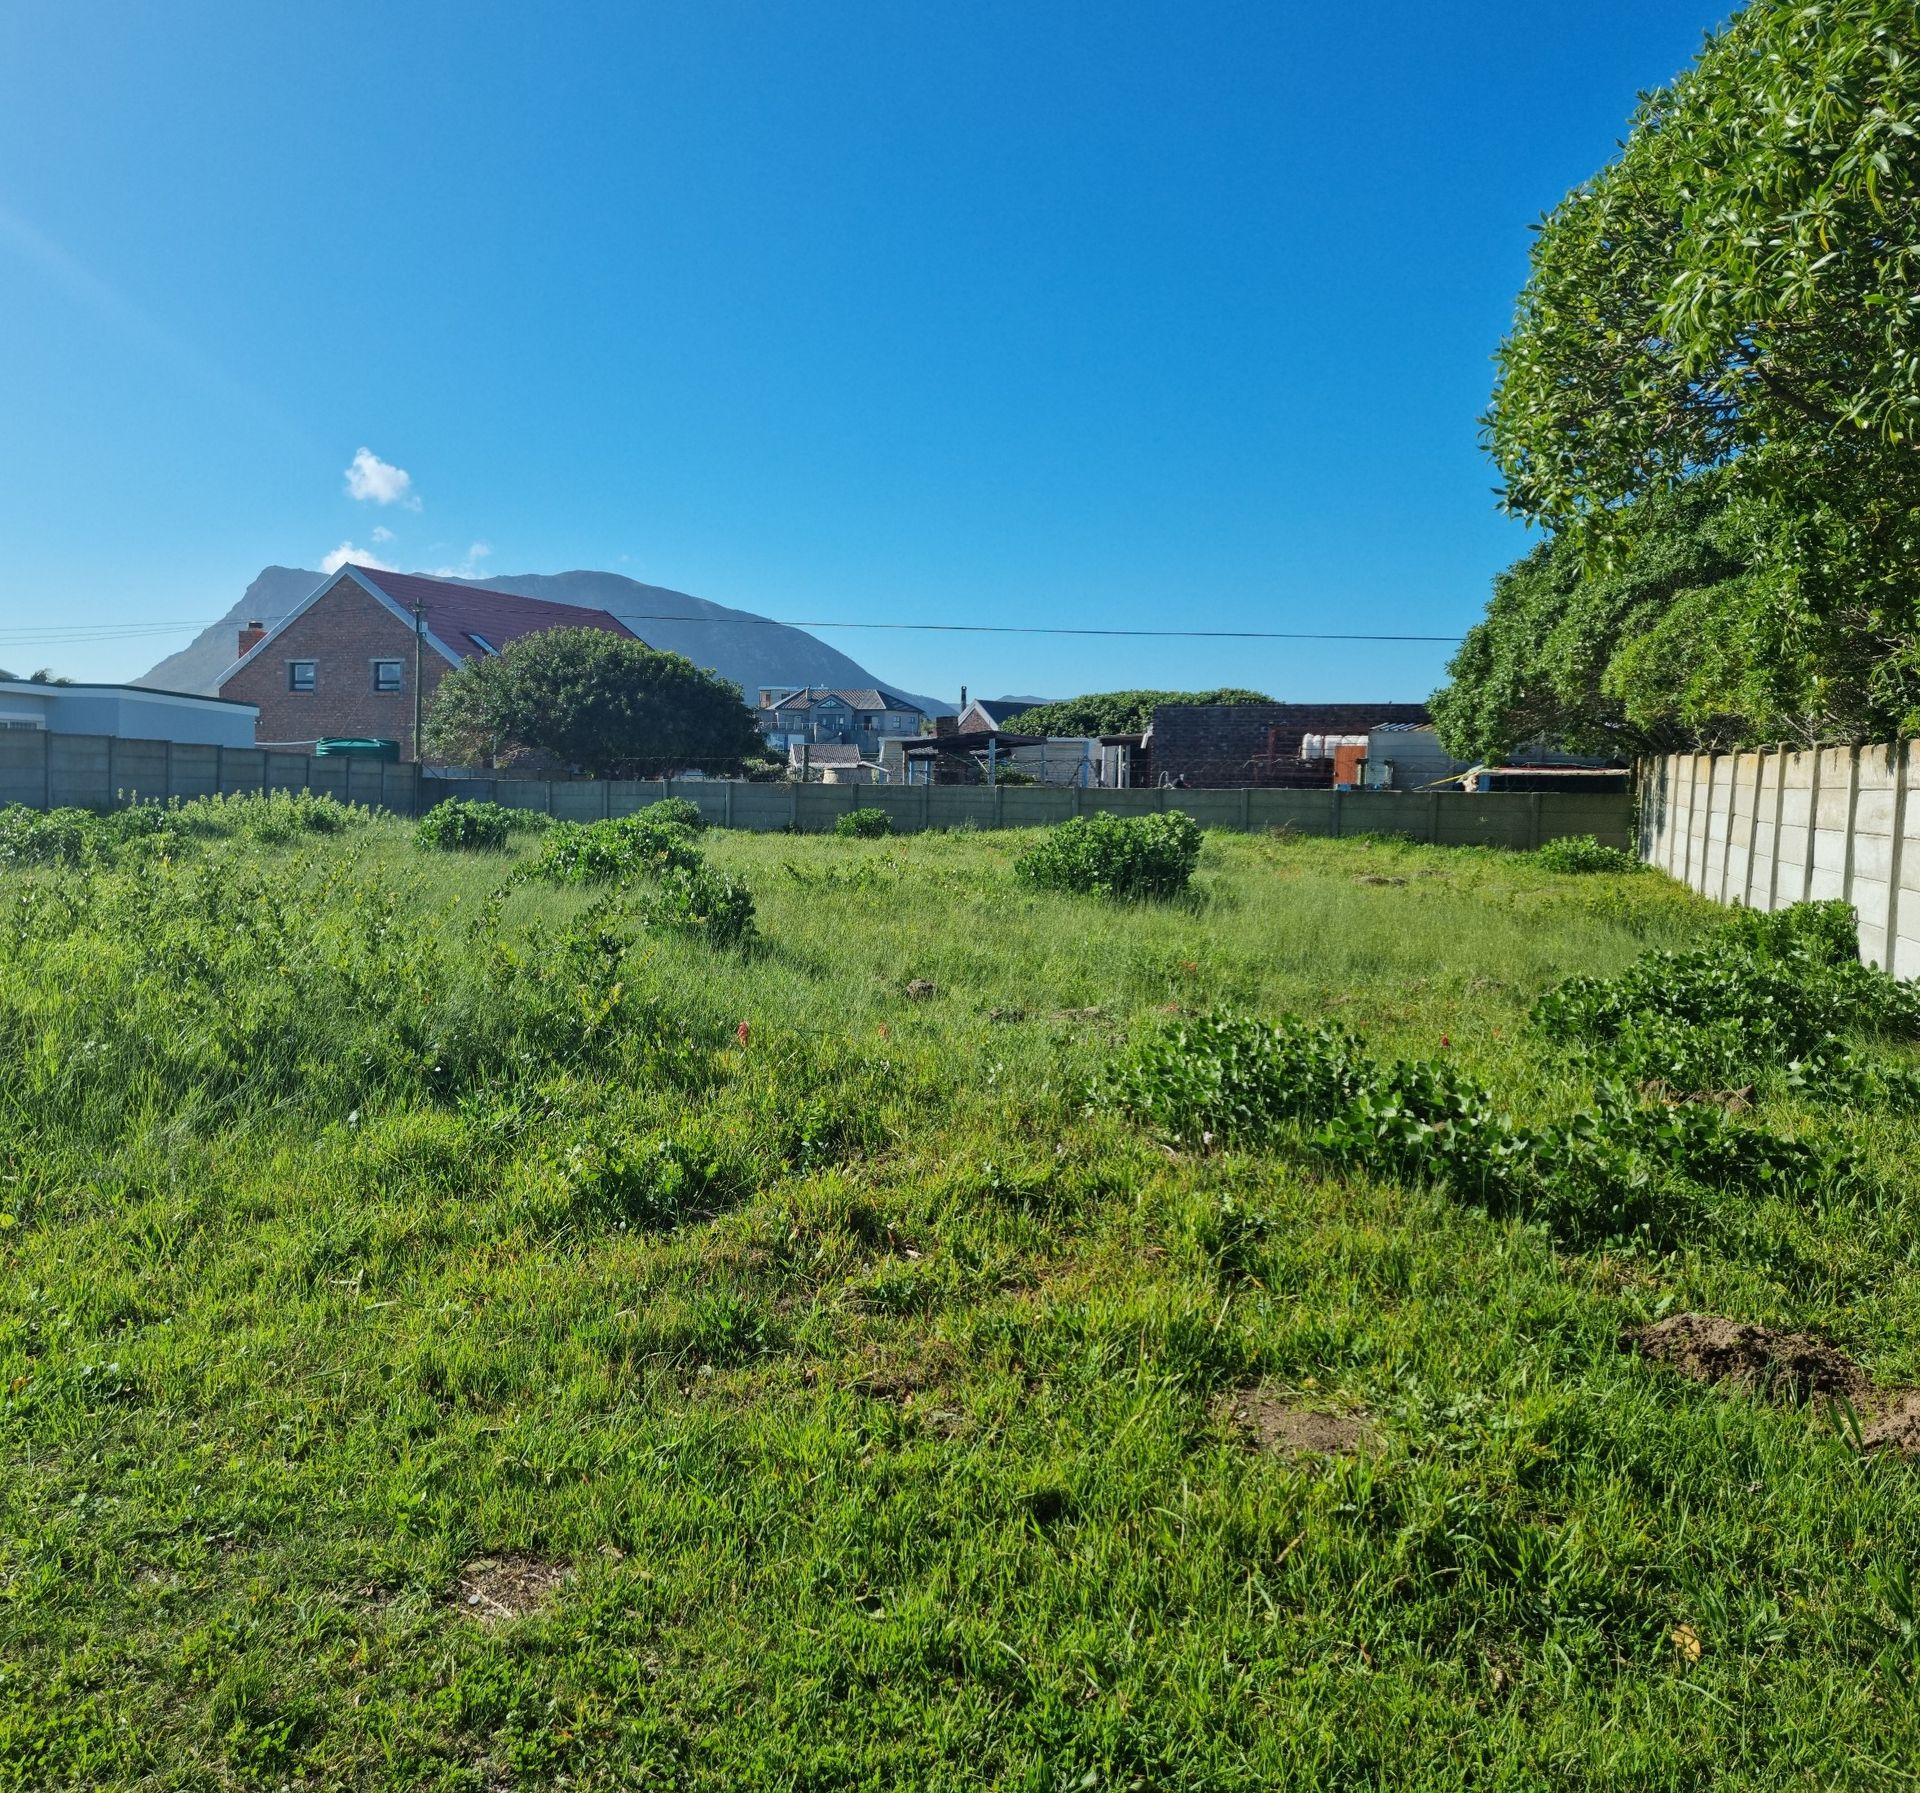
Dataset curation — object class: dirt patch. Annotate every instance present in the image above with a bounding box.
[1861,1392,1920,1455]
[452,1555,571,1624]
[1219,1388,1381,1459]
[1624,1313,1866,1404]
[905,979,938,1001]
[1623,1312,1920,1457]
[1354,874,1408,887]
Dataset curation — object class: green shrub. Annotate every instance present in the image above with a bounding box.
[415,798,516,851]
[1015,810,1202,900]
[522,812,704,885]
[638,859,758,950]
[835,807,893,839]
[1535,834,1642,874]
[638,796,707,833]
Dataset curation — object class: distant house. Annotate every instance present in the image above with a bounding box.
[0,678,256,747]
[787,742,879,783]
[216,565,638,759]
[758,686,925,751]
[953,697,1040,733]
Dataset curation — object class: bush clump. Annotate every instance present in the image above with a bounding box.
[835,807,893,839]
[523,812,705,885]
[638,796,708,833]
[1015,810,1201,900]
[1535,834,1642,874]
[519,809,756,949]
[415,798,520,851]
[1535,899,1920,1102]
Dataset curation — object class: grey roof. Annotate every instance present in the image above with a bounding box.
[764,686,920,714]
[1372,721,1437,734]
[787,743,869,767]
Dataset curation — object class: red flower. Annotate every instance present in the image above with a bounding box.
[736,1021,751,1046]
[1439,1033,1451,1049]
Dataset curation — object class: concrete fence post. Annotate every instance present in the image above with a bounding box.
[920,783,931,833]
[1802,748,1822,903]
[724,781,735,829]
[1888,743,1911,975]
[1842,748,1863,912]
[1428,790,1441,845]
[1240,787,1252,832]
[994,784,1005,829]
[1527,792,1542,851]
[1331,789,1344,838]
[1766,747,1786,912]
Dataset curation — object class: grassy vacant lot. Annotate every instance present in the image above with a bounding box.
[4,803,1920,1789]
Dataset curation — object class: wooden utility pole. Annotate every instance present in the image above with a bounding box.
[412,601,425,762]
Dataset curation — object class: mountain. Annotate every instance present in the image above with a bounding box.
[137,566,954,716]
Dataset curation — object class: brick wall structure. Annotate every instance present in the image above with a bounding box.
[220,580,439,755]
[1150,702,1432,788]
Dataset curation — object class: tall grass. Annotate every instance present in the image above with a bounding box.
[3,813,1920,1787]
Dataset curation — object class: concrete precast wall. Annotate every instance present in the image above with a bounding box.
[1640,743,1919,975]
[0,727,1634,849]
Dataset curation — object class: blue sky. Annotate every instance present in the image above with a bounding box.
[0,1,1723,701]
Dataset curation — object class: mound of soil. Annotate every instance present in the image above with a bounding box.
[1220,1388,1381,1459]
[1625,1314,1866,1404]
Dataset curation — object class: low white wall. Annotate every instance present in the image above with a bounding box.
[1640,744,1918,976]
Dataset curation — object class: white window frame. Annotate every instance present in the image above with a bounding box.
[372,659,403,693]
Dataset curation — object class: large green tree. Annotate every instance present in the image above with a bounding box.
[423,629,763,777]
[1014,688,1272,737]
[1473,0,1920,746]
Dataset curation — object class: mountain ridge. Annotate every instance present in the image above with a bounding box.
[136,565,954,716]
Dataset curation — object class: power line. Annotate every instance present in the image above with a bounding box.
[0,613,1466,646]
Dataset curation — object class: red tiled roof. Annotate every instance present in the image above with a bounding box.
[348,567,638,659]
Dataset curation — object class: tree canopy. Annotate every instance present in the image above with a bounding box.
[423,629,763,777]
[1014,688,1272,738]
[1470,0,1920,747]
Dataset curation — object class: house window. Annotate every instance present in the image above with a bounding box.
[288,660,317,692]
[467,632,499,655]
[373,659,403,692]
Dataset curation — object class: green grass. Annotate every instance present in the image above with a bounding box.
[4,814,1920,1789]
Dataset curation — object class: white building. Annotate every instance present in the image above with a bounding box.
[0,680,258,747]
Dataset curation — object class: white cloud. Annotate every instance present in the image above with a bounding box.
[427,541,492,578]
[343,446,419,509]
[371,525,395,543]
[320,541,396,575]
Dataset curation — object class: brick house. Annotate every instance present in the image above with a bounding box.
[216,565,637,759]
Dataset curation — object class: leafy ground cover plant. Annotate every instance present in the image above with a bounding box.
[1094,1011,1825,1249]
[1535,833,1642,874]
[835,806,893,839]
[1536,899,1920,1101]
[1014,809,1201,899]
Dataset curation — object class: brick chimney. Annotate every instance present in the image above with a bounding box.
[238,619,266,657]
